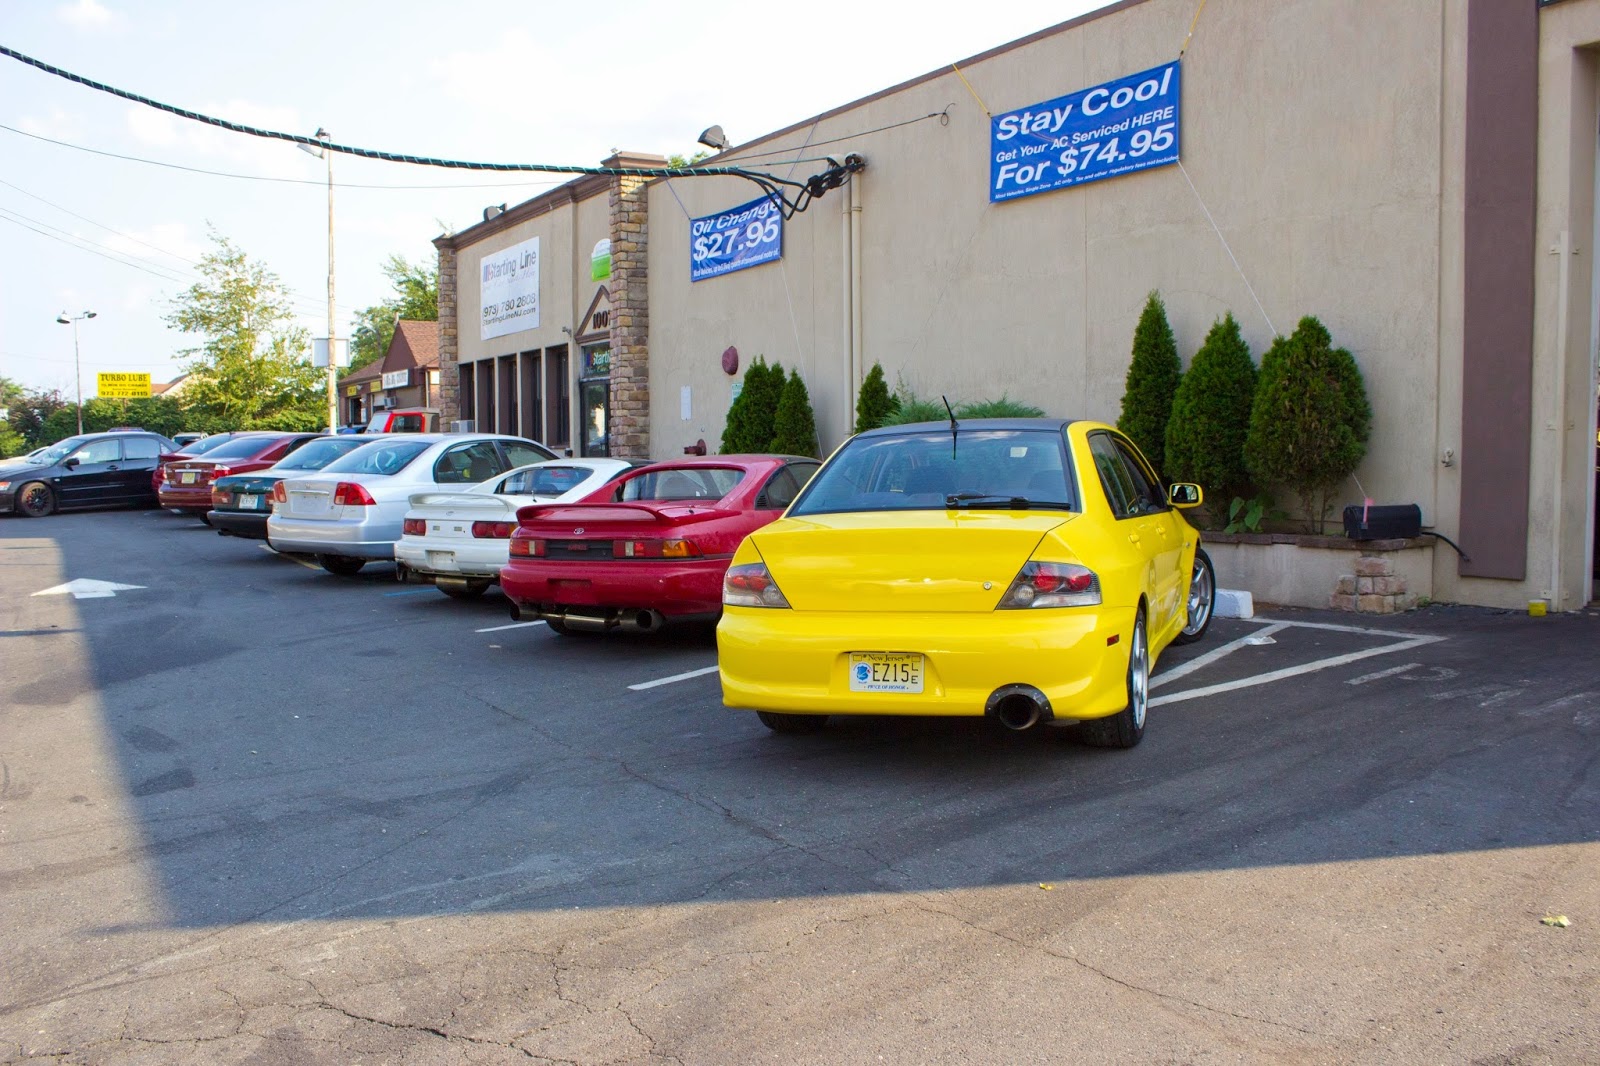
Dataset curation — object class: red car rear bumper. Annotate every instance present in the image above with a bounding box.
[157,485,215,512]
[500,557,730,618]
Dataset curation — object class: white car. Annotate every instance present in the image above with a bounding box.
[394,458,638,599]
[267,434,556,575]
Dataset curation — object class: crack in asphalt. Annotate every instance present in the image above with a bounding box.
[913,899,1328,1038]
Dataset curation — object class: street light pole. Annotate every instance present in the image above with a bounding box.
[55,310,97,435]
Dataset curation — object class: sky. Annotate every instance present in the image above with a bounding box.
[0,0,1110,399]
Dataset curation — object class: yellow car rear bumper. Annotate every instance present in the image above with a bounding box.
[717,605,1136,720]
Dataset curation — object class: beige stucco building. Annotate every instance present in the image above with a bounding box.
[436,0,1600,612]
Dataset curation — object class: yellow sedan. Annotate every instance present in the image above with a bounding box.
[717,418,1215,747]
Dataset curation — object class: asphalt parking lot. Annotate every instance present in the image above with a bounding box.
[2,509,1597,1064]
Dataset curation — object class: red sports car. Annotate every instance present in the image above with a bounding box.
[158,432,322,522]
[501,454,820,635]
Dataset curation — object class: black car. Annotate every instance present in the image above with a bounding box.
[0,431,178,517]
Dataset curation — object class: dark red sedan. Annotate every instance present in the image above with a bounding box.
[158,432,322,522]
[152,432,241,494]
[501,455,820,635]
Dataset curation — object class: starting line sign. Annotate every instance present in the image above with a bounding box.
[97,372,152,398]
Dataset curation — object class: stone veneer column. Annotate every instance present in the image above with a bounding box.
[605,153,653,458]
[434,241,459,427]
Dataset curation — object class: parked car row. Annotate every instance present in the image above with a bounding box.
[4,418,1216,748]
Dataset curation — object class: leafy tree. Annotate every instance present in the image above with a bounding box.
[854,362,899,433]
[1244,315,1372,532]
[1117,291,1183,475]
[5,385,69,450]
[1164,312,1258,507]
[769,369,819,457]
[39,396,189,442]
[348,254,440,371]
[666,150,712,168]
[166,231,323,429]
[720,356,784,453]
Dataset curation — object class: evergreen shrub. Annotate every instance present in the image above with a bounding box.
[1117,291,1183,475]
[719,356,784,453]
[1243,315,1372,532]
[854,362,898,433]
[769,369,820,457]
[1164,312,1257,505]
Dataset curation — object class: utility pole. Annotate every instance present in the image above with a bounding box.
[55,310,97,435]
[301,128,337,433]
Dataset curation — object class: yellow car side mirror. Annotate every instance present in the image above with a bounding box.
[1168,483,1203,508]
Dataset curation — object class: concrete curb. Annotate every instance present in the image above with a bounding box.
[1215,588,1254,619]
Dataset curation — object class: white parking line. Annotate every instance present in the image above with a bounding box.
[1346,662,1420,686]
[1151,623,1290,690]
[628,665,720,691]
[1150,635,1444,707]
[476,621,546,633]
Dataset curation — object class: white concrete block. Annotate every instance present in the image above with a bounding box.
[1215,588,1254,619]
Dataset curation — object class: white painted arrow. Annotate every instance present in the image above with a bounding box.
[32,579,147,600]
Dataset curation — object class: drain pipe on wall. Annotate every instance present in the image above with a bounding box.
[1549,229,1571,610]
[841,176,854,430]
[849,172,864,408]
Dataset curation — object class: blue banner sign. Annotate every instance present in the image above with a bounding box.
[690,195,783,282]
[990,61,1181,203]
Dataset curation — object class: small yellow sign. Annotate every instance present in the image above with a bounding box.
[346,385,359,397]
[97,372,152,398]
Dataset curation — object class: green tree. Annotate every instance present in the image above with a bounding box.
[720,357,785,453]
[1164,312,1258,507]
[666,150,712,168]
[854,362,899,433]
[769,369,820,458]
[1117,291,1183,475]
[1243,315,1373,532]
[39,396,188,441]
[166,232,323,428]
[348,254,440,372]
[5,385,69,449]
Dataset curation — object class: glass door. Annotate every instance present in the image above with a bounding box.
[579,379,609,457]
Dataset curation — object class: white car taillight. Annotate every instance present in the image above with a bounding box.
[996,561,1101,609]
[723,562,790,608]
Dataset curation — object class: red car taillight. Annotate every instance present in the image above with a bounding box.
[723,562,790,608]
[402,518,426,536]
[509,536,546,558]
[206,465,231,482]
[996,562,1101,609]
[613,538,700,558]
[333,482,376,506]
[211,485,229,505]
[472,521,514,539]
[271,482,288,504]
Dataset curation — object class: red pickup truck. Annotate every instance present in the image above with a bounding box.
[361,408,440,434]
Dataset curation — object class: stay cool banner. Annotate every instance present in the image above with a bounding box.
[990,61,1181,203]
[690,195,783,282]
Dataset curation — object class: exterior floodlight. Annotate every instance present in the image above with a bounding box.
[483,203,507,222]
[297,127,329,159]
[697,125,729,151]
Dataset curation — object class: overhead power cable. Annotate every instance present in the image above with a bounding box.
[0,122,571,191]
[0,44,865,217]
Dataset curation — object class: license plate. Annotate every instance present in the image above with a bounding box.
[848,652,924,694]
[180,472,196,485]
[426,550,455,568]
[238,494,260,510]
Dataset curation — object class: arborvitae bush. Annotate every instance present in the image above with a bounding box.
[769,369,819,457]
[1164,312,1257,505]
[854,362,898,433]
[1117,291,1183,475]
[719,356,784,453]
[1243,315,1372,532]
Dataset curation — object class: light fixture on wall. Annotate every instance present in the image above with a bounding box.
[697,125,729,151]
[482,203,507,222]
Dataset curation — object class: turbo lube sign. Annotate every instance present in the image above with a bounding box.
[690,195,782,282]
[991,61,1181,203]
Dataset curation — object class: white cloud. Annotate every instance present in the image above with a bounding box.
[57,0,118,30]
